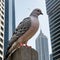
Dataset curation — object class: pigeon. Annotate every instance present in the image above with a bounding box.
[5,8,43,58]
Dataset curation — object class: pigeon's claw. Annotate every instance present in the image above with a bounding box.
[19,42,23,47]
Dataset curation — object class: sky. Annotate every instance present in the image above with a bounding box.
[15,0,52,54]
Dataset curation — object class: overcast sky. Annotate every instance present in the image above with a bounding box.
[15,0,52,54]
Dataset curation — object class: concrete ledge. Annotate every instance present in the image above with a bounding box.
[8,46,38,60]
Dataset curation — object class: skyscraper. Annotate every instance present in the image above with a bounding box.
[0,0,5,60]
[36,30,49,60]
[4,0,15,55]
[50,54,53,60]
[45,0,60,60]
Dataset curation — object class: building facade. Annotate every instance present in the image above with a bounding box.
[45,0,60,60]
[0,0,5,60]
[4,0,15,56]
[50,54,53,60]
[36,30,49,60]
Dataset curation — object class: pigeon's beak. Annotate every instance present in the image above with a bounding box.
[40,12,43,15]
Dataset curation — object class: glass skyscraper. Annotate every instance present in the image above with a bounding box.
[0,0,5,60]
[45,0,60,60]
[36,30,49,60]
[4,0,15,56]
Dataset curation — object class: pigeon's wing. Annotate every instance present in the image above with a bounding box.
[8,17,31,48]
[16,17,31,34]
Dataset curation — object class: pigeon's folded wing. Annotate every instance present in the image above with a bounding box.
[8,17,31,49]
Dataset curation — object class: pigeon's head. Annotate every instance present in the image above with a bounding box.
[30,8,43,17]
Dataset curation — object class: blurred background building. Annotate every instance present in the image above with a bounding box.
[36,30,49,60]
[50,54,53,60]
[45,0,60,60]
[4,0,15,56]
[0,0,5,60]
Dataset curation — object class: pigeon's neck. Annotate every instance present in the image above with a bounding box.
[30,15,38,21]
[30,15,38,18]
[30,13,38,18]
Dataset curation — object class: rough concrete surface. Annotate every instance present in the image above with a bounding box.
[8,46,38,60]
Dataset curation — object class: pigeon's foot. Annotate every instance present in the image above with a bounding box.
[26,45,32,48]
[19,43,32,48]
[19,43,26,47]
[19,42,23,47]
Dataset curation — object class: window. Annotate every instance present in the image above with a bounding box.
[0,38,3,43]
[2,6,4,10]
[0,32,3,37]
[2,2,4,6]
[1,15,4,19]
[0,44,3,49]
[1,11,4,14]
[0,57,2,60]
[0,50,3,55]
[1,27,3,31]
[1,21,4,25]
[2,0,4,2]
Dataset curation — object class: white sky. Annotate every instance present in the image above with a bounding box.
[15,0,52,54]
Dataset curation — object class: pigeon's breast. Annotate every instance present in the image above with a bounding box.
[30,16,39,34]
[16,16,39,44]
[19,17,39,42]
[30,16,39,29]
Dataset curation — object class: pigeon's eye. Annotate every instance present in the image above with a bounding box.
[37,10,40,12]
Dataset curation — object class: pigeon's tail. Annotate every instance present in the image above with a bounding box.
[4,52,10,60]
[4,45,11,60]
[7,41,13,51]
